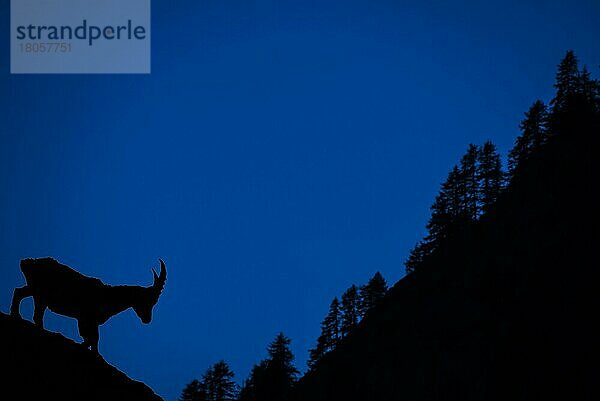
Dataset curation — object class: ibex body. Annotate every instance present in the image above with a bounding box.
[10,257,166,353]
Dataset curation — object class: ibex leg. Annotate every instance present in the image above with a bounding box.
[33,299,47,328]
[78,320,100,354]
[10,286,32,317]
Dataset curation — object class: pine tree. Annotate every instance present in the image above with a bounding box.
[551,50,580,114]
[404,240,431,275]
[340,285,360,336]
[267,333,298,380]
[202,366,216,401]
[548,50,591,135]
[212,361,238,401]
[321,297,341,349]
[508,134,527,176]
[238,378,253,401]
[238,362,268,401]
[239,334,298,401]
[522,102,548,149]
[426,192,451,246]
[405,141,508,275]
[203,361,237,401]
[358,272,387,318]
[265,333,298,401]
[445,165,463,218]
[307,334,328,370]
[405,144,494,275]
[508,100,548,176]
[459,144,481,220]
[308,297,342,368]
[425,166,461,246]
[179,379,206,401]
[578,66,596,103]
[578,65,600,116]
[478,141,503,213]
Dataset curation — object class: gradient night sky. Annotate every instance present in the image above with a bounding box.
[1,1,599,399]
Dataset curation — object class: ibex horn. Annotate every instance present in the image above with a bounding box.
[152,259,166,287]
[158,259,166,281]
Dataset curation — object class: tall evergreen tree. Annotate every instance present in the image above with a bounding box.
[426,191,451,246]
[404,240,432,275]
[578,66,598,105]
[267,333,298,380]
[340,285,360,337]
[239,334,298,401]
[444,165,463,218]
[521,101,549,149]
[547,50,599,135]
[358,272,387,318]
[264,333,298,401]
[238,362,268,401]
[321,297,341,349]
[508,100,548,176]
[425,166,461,247]
[459,144,481,220]
[405,142,506,275]
[578,65,600,117]
[551,50,580,114]
[307,334,328,370]
[478,141,503,213]
[203,361,237,401]
[179,379,206,401]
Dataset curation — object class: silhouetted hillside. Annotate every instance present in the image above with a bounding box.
[0,312,163,400]
[293,129,597,401]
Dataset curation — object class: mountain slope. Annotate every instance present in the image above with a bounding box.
[294,131,597,401]
[0,312,163,401]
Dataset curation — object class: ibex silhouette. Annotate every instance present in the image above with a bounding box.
[10,257,167,354]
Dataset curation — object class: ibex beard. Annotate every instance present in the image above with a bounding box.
[10,257,167,354]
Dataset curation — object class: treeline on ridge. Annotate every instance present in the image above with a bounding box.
[178,50,600,401]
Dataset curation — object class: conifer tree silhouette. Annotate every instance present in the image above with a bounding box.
[239,333,298,401]
[308,297,342,368]
[307,334,328,370]
[266,333,298,397]
[478,141,503,213]
[179,379,207,401]
[425,176,452,245]
[551,50,580,115]
[309,274,388,367]
[238,361,268,401]
[340,285,360,337]
[321,297,342,347]
[508,100,548,176]
[424,165,462,245]
[549,50,599,135]
[405,141,507,274]
[459,144,481,220]
[578,65,600,112]
[358,272,387,318]
[405,240,431,275]
[203,361,238,401]
[444,165,464,219]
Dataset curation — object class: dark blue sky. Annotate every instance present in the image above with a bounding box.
[1,0,598,399]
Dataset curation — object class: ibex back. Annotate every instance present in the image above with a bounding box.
[10,257,167,354]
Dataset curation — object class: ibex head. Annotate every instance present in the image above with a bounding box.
[133,258,167,324]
